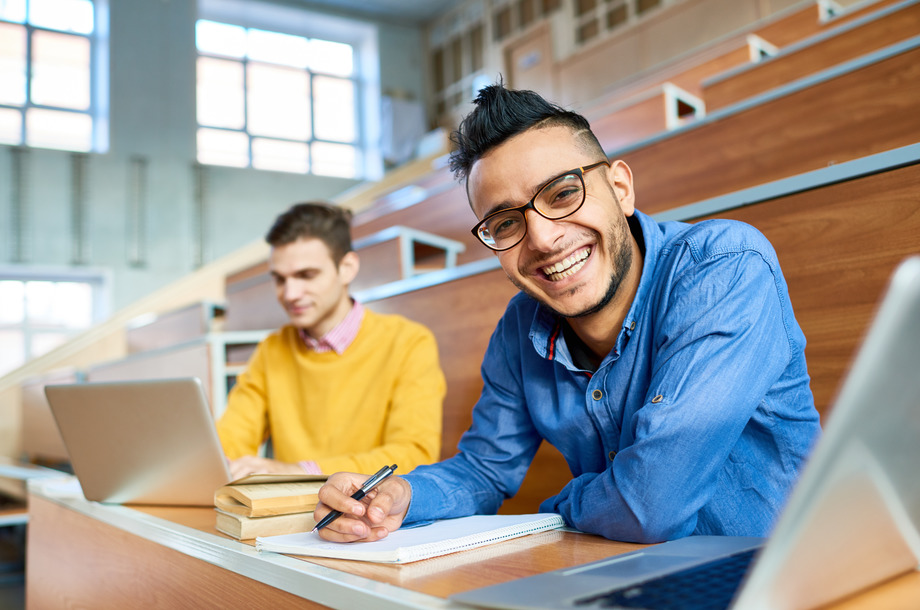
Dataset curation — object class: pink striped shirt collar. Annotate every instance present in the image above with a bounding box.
[299,300,365,355]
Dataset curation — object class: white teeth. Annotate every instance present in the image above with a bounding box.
[542,248,590,281]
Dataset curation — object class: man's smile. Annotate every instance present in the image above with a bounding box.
[540,246,591,281]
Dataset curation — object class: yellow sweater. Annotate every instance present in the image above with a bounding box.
[217,309,445,474]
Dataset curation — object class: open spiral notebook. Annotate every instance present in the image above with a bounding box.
[255,513,565,563]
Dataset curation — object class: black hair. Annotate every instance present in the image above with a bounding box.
[264,202,353,264]
[448,81,605,182]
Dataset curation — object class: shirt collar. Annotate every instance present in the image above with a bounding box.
[299,300,364,355]
[530,210,659,365]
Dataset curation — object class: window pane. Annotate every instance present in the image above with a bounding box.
[313,75,355,142]
[0,329,25,376]
[312,141,357,178]
[247,63,310,140]
[247,28,308,68]
[0,23,27,105]
[0,107,22,144]
[31,30,91,109]
[0,281,25,323]
[26,107,92,151]
[197,127,249,167]
[197,56,245,129]
[24,281,92,327]
[29,0,94,34]
[196,20,246,59]
[31,332,69,358]
[308,39,353,76]
[0,0,26,22]
[252,137,309,173]
[57,282,93,326]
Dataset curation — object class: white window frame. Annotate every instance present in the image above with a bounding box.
[195,0,382,180]
[0,265,111,374]
[0,0,109,153]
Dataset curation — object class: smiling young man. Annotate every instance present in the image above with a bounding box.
[314,85,821,544]
[216,202,446,480]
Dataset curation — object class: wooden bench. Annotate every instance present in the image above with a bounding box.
[615,36,920,214]
[588,83,705,153]
[703,0,920,110]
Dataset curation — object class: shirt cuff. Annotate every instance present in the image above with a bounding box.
[298,460,322,475]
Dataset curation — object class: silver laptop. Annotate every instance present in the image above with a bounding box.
[453,255,920,610]
[44,377,232,506]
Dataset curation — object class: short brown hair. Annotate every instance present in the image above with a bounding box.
[265,202,354,264]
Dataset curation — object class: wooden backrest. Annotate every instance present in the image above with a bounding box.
[618,38,920,214]
[20,368,77,465]
[703,0,920,110]
[692,160,920,419]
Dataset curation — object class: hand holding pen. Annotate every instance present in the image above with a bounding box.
[313,464,398,533]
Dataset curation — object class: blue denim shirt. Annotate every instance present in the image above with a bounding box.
[404,210,820,543]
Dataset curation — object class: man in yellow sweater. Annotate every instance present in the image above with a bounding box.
[217,202,446,479]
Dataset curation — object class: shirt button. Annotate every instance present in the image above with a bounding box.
[629,321,636,331]
[651,394,664,404]
[608,451,616,461]
[592,389,603,400]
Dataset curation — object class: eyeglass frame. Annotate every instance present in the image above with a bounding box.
[470,160,611,251]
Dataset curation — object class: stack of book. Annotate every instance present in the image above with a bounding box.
[214,474,327,540]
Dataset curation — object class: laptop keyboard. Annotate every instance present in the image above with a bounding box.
[573,548,758,610]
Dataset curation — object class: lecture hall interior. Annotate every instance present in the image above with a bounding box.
[1,0,919,607]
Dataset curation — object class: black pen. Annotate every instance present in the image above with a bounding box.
[312,464,398,533]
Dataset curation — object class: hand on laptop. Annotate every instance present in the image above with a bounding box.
[314,471,411,542]
[227,456,305,479]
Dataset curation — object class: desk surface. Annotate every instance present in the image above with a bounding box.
[26,478,920,609]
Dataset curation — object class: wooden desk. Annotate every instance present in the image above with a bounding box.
[26,479,920,609]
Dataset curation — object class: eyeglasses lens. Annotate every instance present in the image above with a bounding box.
[480,172,586,250]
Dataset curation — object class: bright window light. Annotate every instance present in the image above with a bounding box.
[196,20,246,59]
[309,39,353,76]
[1,0,99,151]
[0,23,27,105]
[0,0,26,22]
[31,29,91,110]
[247,28,308,68]
[29,0,94,34]
[312,141,357,179]
[247,63,310,140]
[197,56,245,129]
[195,17,361,177]
[252,137,309,173]
[0,108,21,143]
[197,127,249,167]
[26,107,92,151]
[313,75,355,142]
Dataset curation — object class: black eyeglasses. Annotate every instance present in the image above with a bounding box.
[471,161,610,251]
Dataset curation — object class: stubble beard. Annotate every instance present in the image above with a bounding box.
[509,219,633,320]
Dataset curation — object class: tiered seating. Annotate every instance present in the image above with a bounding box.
[620,35,920,213]
[12,0,916,516]
[703,0,920,110]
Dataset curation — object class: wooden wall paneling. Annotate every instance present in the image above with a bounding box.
[20,368,77,464]
[222,263,288,332]
[352,183,482,266]
[589,84,703,153]
[703,0,920,110]
[693,162,920,419]
[126,302,220,354]
[86,342,215,410]
[619,40,920,215]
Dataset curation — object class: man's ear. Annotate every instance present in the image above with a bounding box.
[338,250,360,284]
[607,159,636,216]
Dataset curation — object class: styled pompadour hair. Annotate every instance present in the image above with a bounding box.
[448,82,605,183]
